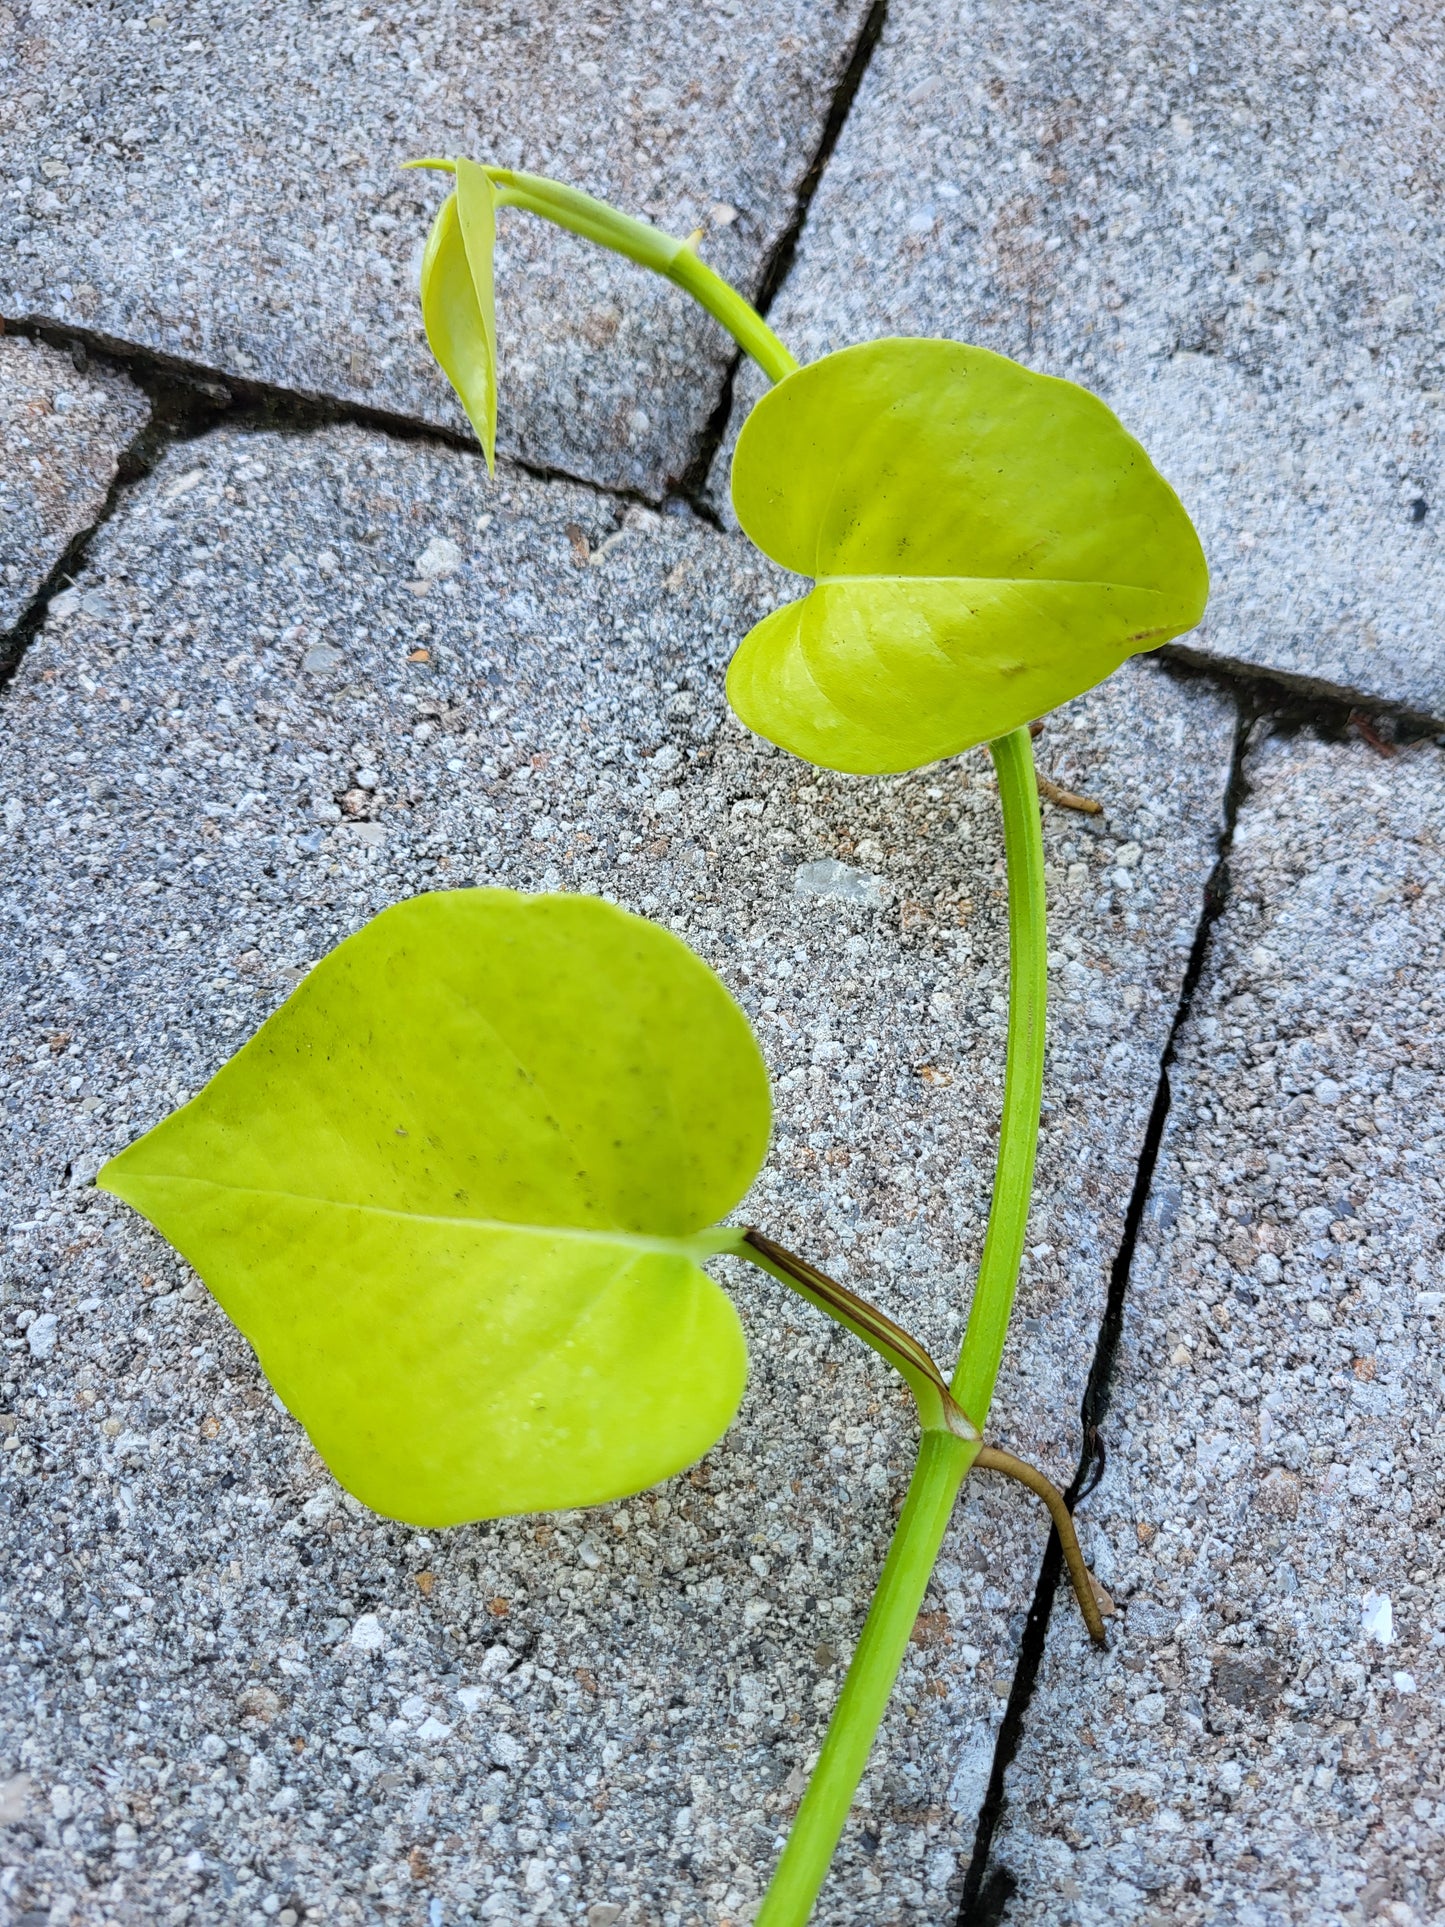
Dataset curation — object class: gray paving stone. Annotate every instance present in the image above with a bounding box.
[0,0,872,498]
[993,726,1445,1925]
[719,0,1445,722]
[0,334,148,633]
[0,424,1233,1924]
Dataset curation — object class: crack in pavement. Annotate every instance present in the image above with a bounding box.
[3,307,736,519]
[676,0,891,510]
[1163,639,1445,742]
[7,323,1439,753]
[955,695,1255,1925]
[0,314,710,690]
[0,337,171,693]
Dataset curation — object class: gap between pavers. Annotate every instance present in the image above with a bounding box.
[712,0,1445,729]
[0,0,876,500]
[952,700,1250,1921]
[0,333,150,637]
[0,421,1232,1925]
[990,725,1445,1926]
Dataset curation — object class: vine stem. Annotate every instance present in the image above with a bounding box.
[755,725,1048,1926]
[403,174,1054,1918]
[952,727,1049,1427]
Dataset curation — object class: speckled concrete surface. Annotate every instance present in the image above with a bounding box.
[0,0,870,498]
[0,423,1234,1924]
[717,0,1445,723]
[0,334,149,634]
[992,728,1445,1925]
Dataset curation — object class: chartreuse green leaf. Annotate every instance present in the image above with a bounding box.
[727,337,1209,774]
[99,891,770,1528]
[418,156,498,468]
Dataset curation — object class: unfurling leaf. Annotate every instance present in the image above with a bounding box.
[418,157,498,468]
[727,337,1209,774]
[100,891,771,1527]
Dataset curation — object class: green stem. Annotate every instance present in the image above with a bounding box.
[756,1431,976,1925]
[952,725,1049,1424]
[756,725,1048,1925]
[409,160,798,385]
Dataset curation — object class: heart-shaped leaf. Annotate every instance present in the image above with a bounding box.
[100,891,770,1527]
[418,157,498,469]
[727,337,1209,773]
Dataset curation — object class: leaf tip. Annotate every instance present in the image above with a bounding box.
[94,1148,134,1206]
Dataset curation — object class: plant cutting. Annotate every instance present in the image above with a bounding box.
[100,160,1207,1924]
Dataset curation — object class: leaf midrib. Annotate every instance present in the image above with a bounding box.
[812,573,1168,592]
[110,1171,735,1264]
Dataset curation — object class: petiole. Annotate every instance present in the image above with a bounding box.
[407,158,798,385]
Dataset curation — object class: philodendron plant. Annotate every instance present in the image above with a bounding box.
[101,158,1207,1924]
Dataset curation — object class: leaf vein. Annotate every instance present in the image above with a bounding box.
[121,1173,725,1261]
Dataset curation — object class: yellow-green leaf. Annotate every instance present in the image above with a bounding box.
[100,891,770,1527]
[418,158,498,469]
[727,337,1209,773]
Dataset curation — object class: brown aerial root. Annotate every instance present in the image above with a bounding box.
[971,1445,1110,1647]
[1036,774,1103,816]
[1348,708,1397,758]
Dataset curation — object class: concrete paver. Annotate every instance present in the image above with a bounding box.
[0,423,1234,1924]
[994,727,1445,1925]
[0,0,873,499]
[721,0,1445,723]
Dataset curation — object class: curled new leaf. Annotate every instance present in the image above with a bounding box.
[100,891,771,1527]
[727,337,1209,774]
[418,156,498,468]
